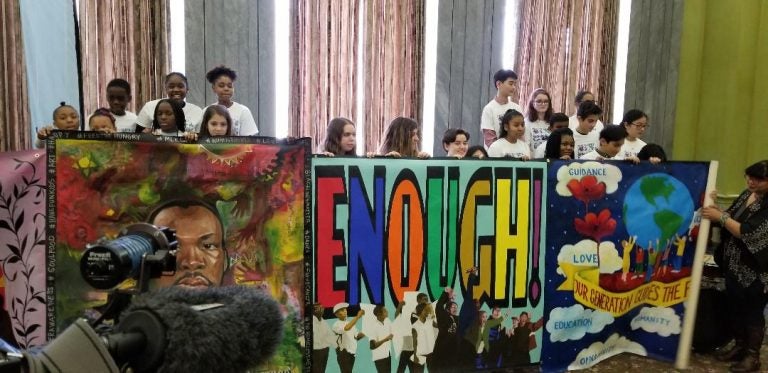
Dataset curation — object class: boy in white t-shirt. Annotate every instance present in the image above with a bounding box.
[568,90,604,134]
[480,69,523,148]
[580,124,627,160]
[487,109,531,159]
[411,303,438,371]
[332,302,365,373]
[572,101,602,159]
[86,78,137,132]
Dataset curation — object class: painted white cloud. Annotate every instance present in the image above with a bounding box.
[568,333,647,370]
[546,304,615,342]
[360,303,378,339]
[555,161,623,196]
[630,306,681,337]
[557,239,623,275]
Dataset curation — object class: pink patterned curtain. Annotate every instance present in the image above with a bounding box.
[515,0,618,120]
[0,1,31,151]
[78,0,169,114]
[363,0,425,153]
[289,0,360,152]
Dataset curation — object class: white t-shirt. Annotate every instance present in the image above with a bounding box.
[568,115,604,134]
[487,138,531,158]
[136,99,204,132]
[313,316,336,350]
[369,318,393,361]
[619,138,647,159]
[573,129,599,159]
[85,111,137,132]
[333,319,359,354]
[412,319,437,363]
[204,101,259,136]
[480,99,523,142]
[524,119,550,151]
[533,141,547,159]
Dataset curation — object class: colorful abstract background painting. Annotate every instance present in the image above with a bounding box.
[47,133,309,372]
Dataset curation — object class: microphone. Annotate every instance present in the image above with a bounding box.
[117,285,284,372]
[21,286,284,373]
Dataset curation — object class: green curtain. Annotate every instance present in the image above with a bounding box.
[674,0,768,195]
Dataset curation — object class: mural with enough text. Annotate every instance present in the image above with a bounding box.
[311,157,547,372]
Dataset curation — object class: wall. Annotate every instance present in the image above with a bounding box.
[185,0,276,136]
[432,0,506,155]
[674,0,768,194]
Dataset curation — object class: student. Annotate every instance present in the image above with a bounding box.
[332,303,365,373]
[88,108,117,133]
[637,143,667,163]
[203,65,258,136]
[442,128,470,158]
[572,101,602,159]
[433,287,460,371]
[568,90,604,134]
[378,117,430,158]
[466,145,488,159]
[532,112,570,158]
[320,117,356,156]
[487,109,530,159]
[411,303,438,373]
[36,102,80,148]
[619,109,649,160]
[480,69,523,148]
[369,305,394,373]
[86,78,137,132]
[135,72,204,133]
[524,88,554,151]
[186,105,232,141]
[485,307,506,369]
[580,124,628,160]
[543,127,575,160]
[151,99,187,137]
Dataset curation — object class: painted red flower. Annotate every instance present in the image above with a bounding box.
[574,208,617,242]
[567,175,606,204]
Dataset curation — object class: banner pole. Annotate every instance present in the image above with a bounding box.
[675,160,718,369]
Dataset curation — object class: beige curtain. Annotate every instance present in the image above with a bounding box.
[0,0,31,151]
[363,0,425,153]
[78,0,169,115]
[289,1,360,152]
[515,0,619,120]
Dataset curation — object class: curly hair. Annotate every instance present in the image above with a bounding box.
[206,65,237,83]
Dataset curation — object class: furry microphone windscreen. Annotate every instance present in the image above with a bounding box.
[124,285,284,373]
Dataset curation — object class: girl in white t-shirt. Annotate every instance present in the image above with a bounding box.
[204,65,259,136]
[524,88,553,152]
[619,109,650,162]
[487,109,530,159]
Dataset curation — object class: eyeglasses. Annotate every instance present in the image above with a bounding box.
[534,100,550,104]
[631,123,649,129]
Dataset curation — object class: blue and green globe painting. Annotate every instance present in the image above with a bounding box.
[623,173,694,248]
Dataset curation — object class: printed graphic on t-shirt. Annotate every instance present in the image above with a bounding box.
[576,143,596,159]
[530,128,550,150]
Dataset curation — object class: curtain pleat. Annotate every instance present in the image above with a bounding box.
[289,0,359,152]
[78,0,169,115]
[0,0,31,151]
[515,0,618,121]
[364,0,424,153]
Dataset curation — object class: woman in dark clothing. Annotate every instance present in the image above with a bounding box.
[702,160,768,373]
